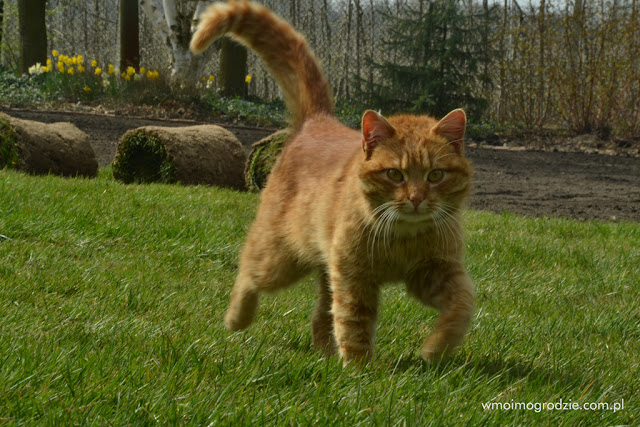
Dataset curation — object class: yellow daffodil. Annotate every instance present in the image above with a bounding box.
[209,75,215,81]
[107,64,115,75]
[83,86,91,92]
[77,55,84,64]
[91,59,98,67]
[140,67,146,74]
[77,65,86,73]
[126,66,135,76]
[94,67,102,76]
[67,67,75,75]
[201,76,207,82]
[46,59,52,66]
[52,49,58,57]
[245,75,252,83]
[57,62,65,73]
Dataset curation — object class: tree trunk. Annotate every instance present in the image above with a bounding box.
[0,0,5,57]
[537,0,546,127]
[120,0,140,71]
[498,0,507,121]
[18,0,47,75]
[139,0,211,85]
[481,0,489,95]
[219,38,248,98]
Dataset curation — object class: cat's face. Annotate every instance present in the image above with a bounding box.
[358,110,471,230]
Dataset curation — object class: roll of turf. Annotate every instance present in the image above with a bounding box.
[112,124,247,190]
[0,112,97,177]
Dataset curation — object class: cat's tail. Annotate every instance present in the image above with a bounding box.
[190,1,333,130]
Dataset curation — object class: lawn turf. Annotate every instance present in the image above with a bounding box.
[0,169,638,424]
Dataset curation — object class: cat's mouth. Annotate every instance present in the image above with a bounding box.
[397,210,433,224]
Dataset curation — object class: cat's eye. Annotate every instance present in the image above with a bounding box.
[386,169,404,182]
[427,170,444,183]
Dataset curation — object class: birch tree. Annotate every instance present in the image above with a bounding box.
[139,0,211,85]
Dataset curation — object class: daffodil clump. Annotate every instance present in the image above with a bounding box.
[27,49,165,102]
[196,74,216,90]
[26,50,250,105]
[19,50,284,126]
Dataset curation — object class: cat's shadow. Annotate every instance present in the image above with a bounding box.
[383,352,583,390]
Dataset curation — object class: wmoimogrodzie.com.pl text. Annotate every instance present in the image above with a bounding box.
[481,399,625,413]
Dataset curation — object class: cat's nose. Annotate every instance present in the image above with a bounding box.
[409,193,424,210]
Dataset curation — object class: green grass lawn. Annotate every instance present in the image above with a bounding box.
[0,168,638,425]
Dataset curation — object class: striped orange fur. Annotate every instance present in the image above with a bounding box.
[191,1,474,365]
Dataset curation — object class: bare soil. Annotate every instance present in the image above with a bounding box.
[3,108,639,222]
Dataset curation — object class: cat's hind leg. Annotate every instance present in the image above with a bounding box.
[225,230,306,331]
[406,261,474,363]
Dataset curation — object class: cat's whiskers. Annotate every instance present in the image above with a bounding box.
[363,201,399,262]
[353,201,392,258]
[433,202,463,254]
[380,205,399,258]
[430,138,462,161]
[434,152,458,162]
[431,206,451,255]
[370,206,393,259]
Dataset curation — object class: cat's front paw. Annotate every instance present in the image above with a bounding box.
[337,343,374,368]
[340,352,372,369]
[224,306,255,331]
[420,333,453,364]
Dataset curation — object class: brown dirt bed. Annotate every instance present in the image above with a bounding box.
[3,108,639,222]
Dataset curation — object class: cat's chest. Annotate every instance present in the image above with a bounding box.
[363,234,443,281]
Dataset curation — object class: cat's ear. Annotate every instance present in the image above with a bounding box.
[433,109,466,154]
[362,110,396,159]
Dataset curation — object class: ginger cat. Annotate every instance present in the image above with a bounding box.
[191,0,474,364]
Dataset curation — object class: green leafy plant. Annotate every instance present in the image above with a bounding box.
[112,131,176,184]
[205,94,287,127]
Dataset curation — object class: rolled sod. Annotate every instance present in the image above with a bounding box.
[112,125,247,190]
[0,112,98,177]
[244,129,291,192]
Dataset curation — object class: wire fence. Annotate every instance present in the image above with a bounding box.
[1,0,639,135]
[0,0,426,101]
